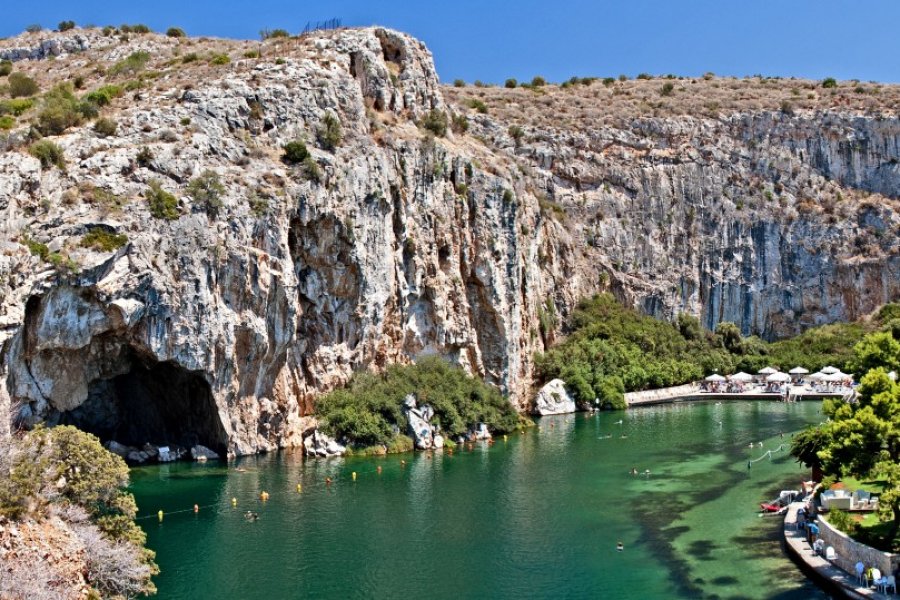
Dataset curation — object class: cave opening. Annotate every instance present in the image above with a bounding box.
[55,351,227,456]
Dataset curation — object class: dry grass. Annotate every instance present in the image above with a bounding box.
[444,75,900,131]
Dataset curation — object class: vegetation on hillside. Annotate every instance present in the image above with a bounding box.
[537,293,892,409]
[0,426,157,596]
[315,357,522,450]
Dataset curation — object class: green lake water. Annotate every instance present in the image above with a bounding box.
[131,400,832,599]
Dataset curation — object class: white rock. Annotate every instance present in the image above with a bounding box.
[534,379,577,416]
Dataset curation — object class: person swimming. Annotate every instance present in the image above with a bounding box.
[244,511,259,521]
[616,541,624,551]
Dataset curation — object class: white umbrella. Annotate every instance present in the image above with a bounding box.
[821,366,839,374]
[788,367,810,375]
[766,372,791,383]
[729,372,754,382]
[705,373,726,382]
[822,372,845,382]
[889,371,897,382]
[809,372,826,382]
[757,366,778,375]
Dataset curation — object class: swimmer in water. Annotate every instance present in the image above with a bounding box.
[616,541,624,551]
[244,511,259,521]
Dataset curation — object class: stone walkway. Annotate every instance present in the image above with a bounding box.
[783,502,893,599]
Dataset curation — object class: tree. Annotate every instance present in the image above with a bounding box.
[819,366,900,540]
[790,425,828,481]
[187,170,225,218]
[716,321,743,354]
[7,72,39,98]
[848,331,900,375]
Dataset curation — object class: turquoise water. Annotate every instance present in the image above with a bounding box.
[131,401,831,599]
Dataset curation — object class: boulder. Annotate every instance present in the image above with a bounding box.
[303,429,346,457]
[191,445,220,461]
[403,394,436,449]
[433,434,444,449]
[157,445,187,462]
[533,379,577,415]
[468,422,492,441]
[105,440,134,458]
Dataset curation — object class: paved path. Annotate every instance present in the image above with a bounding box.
[783,502,892,599]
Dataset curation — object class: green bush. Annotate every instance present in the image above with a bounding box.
[166,27,186,37]
[107,51,151,77]
[508,125,524,144]
[603,77,616,86]
[451,114,468,134]
[261,28,290,39]
[93,116,117,137]
[130,24,151,34]
[421,109,448,136]
[58,20,76,32]
[822,77,838,88]
[504,78,517,88]
[135,146,153,167]
[466,98,488,114]
[187,169,225,217]
[36,83,95,135]
[531,76,546,87]
[316,113,342,151]
[825,509,857,535]
[181,52,199,64]
[29,139,66,169]
[453,79,465,87]
[0,98,34,116]
[0,115,13,130]
[316,356,521,448]
[81,227,128,251]
[282,140,310,164]
[8,72,39,98]
[209,53,231,66]
[146,180,180,219]
[25,24,43,34]
[0,60,12,77]
[637,73,652,80]
[83,84,123,106]
[660,82,675,96]
[23,237,50,260]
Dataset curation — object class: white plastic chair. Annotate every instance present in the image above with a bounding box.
[885,575,896,594]
[824,546,836,561]
[870,569,882,591]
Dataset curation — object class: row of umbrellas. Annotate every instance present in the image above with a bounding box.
[704,365,851,383]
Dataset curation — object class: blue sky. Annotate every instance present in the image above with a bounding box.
[3,1,898,84]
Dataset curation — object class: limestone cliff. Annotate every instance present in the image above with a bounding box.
[0,27,898,455]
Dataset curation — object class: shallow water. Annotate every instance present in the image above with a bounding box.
[131,400,831,599]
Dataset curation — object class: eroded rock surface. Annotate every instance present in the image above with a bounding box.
[0,27,898,455]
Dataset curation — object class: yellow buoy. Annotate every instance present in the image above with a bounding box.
[231,497,237,506]
[158,510,164,522]
[503,435,508,441]
[260,491,269,501]
[296,483,302,493]
[352,471,357,481]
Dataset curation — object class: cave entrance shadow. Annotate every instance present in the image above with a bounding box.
[58,351,227,456]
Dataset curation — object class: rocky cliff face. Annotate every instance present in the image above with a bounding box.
[0,27,898,454]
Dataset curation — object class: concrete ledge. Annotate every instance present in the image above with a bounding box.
[783,502,892,599]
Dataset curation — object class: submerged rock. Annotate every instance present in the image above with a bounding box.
[533,379,577,416]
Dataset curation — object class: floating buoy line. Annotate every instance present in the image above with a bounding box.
[137,440,507,523]
[747,443,787,467]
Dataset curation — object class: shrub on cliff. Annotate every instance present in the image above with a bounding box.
[58,20,76,32]
[146,180,180,220]
[316,357,521,448]
[93,116,118,137]
[0,426,157,596]
[282,140,310,164]
[0,60,13,77]
[84,84,124,107]
[166,27,186,38]
[36,83,97,135]
[421,109,448,137]
[316,113,342,151]
[107,51,150,77]
[187,169,225,217]
[7,72,39,98]
[28,139,66,169]
[822,77,838,88]
[81,227,128,251]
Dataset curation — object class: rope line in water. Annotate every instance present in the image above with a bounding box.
[748,443,786,465]
[137,441,506,521]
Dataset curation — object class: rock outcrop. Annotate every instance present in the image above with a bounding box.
[533,379,577,415]
[302,429,345,457]
[0,27,898,455]
[403,394,437,450]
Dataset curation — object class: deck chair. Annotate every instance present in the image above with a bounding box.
[824,546,836,561]
[884,575,896,594]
